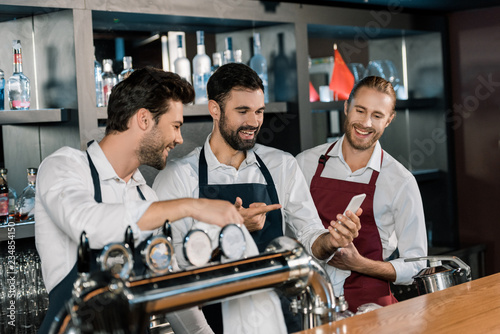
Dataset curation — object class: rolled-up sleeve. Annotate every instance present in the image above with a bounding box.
[388,176,428,285]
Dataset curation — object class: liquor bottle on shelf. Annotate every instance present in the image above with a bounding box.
[119,56,134,82]
[174,35,191,84]
[192,31,211,104]
[8,40,30,110]
[212,52,222,73]
[15,167,37,222]
[223,37,235,64]
[249,33,269,103]
[102,59,118,107]
[234,49,243,63]
[0,168,17,222]
[94,58,105,107]
[0,170,8,225]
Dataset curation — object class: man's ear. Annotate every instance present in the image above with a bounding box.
[344,101,349,116]
[136,108,151,131]
[385,112,396,128]
[208,100,221,121]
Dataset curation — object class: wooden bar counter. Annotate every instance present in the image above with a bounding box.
[296,273,500,334]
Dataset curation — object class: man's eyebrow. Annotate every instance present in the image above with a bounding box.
[173,120,183,126]
[353,105,367,110]
[234,105,251,110]
[234,105,266,111]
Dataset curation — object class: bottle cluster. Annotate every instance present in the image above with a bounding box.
[0,40,31,111]
[94,56,135,107]
[92,31,270,107]
[173,31,269,104]
[0,168,37,226]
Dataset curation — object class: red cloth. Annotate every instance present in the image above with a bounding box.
[329,49,355,100]
[309,142,398,312]
[309,81,320,102]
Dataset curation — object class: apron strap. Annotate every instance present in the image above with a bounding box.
[254,152,280,205]
[87,141,146,202]
[199,145,280,205]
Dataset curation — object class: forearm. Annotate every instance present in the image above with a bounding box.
[138,198,243,230]
[352,257,397,282]
[137,198,196,231]
[311,232,338,260]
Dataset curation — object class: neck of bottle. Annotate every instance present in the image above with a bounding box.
[13,51,23,73]
[27,174,36,186]
[253,44,261,56]
[197,44,206,55]
[177,47,185,58]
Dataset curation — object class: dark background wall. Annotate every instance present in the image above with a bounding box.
[449,6,500,275]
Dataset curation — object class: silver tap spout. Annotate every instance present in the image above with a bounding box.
[52,237,336,333]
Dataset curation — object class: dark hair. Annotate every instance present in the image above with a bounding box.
[105,67,194,135]
[207,63,264,109]
[347,76,397,113]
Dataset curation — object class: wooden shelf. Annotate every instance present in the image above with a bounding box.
[0,221,35,241]
[0,108,70,125]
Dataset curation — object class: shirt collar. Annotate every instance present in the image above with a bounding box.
[203,133,259,172]
[86,140,147,185]
[328,135,383,173]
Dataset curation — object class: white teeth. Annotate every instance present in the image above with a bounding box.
[241,131,254,135]
[356,128,369,135]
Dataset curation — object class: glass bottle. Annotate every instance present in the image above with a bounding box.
[94,58,105,107]
[0,68,5,110]
[192,31,211,104]
[8,40,30,110]
[234,49,243,63]
[174,35,192,84]
[15,168,37,222]
[119,56,134,82]
[249,33,269,103]
[102,59,118,107]
[0,168,17,222]
[223,37,235,64]
[212,52,222,73]
[0,170,8,225]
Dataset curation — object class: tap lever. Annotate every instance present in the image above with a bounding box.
[77,231,90,274]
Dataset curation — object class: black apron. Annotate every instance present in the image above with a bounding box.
[198,146,301,333]
[38,143,146,334]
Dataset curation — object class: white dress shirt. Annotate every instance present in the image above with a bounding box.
[153,135,327,265]
[296,136,427,285]
[35,141,213,334]
[35,141,154,292]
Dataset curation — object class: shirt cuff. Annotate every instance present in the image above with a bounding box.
[126,200,154,245]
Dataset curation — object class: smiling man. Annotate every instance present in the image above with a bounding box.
[296,76,428,312]
[35,67,243,334]
[153,63,361,333]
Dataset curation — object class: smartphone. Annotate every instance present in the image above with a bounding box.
[343,193,366,215]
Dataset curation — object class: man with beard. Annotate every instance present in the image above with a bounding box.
[296,76,427,312]
[35,67,243,334]
[153,63,361,333]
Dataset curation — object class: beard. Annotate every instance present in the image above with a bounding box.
[137,125,168,170]
[343,118,383,151]
[219,111,260,151]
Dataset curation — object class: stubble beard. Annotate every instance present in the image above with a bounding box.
[219,111,260,151]
[137,125,168,170]
[343,118,382,151]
